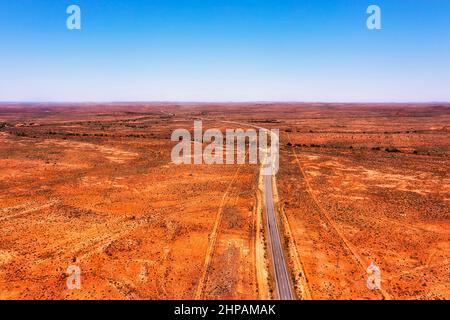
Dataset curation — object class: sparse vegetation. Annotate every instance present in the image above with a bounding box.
[385,147,401,153]
[0,102,448,300]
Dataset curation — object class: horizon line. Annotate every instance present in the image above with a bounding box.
[1,100,450,105]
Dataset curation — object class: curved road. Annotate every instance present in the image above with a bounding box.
[263,174,295,300]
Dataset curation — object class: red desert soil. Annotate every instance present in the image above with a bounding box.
[0,103,448,299]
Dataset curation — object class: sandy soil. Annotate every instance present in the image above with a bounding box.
[0,104,260,299]
[0,103,448,300]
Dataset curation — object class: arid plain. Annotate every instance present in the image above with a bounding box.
[0,103,448,300]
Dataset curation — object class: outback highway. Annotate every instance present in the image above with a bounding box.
[205,119,296,300]
[263,174,295,300]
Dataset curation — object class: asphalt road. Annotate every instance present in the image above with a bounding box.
[263,174,295,300]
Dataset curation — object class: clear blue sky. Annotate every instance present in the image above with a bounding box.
[0,0,449,102]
